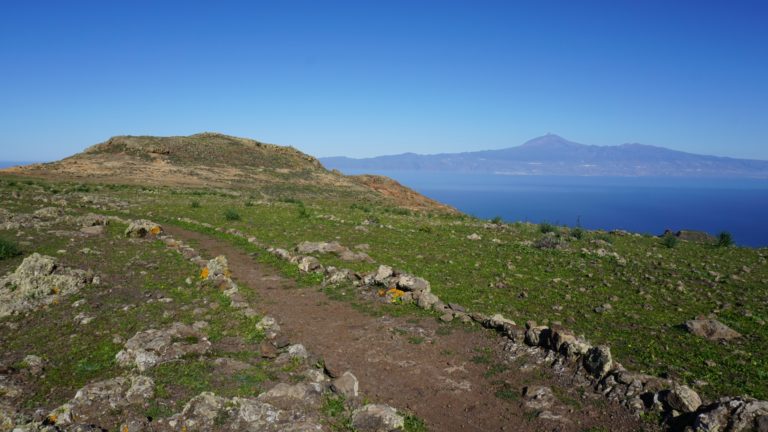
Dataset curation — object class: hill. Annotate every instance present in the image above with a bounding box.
[321,134,768,177]
[2,132,456,214]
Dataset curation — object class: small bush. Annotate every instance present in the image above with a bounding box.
[539,222,557,234]
[491,216,503,225]
[717,231,733,247]
[244,201,254,207]
[190,200,201,208]
[0,238,22,260]
[223,209,241,221]
[662,233,678,248]
[572,227,584,240]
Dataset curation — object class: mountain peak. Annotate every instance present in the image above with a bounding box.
[520,134,580,148]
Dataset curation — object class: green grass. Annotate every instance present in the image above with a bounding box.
[4,174,768,402]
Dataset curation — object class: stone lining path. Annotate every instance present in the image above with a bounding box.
[165,225,651,432]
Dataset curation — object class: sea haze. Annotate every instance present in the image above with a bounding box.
[341,170,768,247]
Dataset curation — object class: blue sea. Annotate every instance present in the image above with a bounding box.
[343,170,768,248]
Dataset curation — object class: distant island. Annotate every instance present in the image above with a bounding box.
[321,134,768,178]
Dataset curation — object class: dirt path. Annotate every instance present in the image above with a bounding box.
[166,225,650,432]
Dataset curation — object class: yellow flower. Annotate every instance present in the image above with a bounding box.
[150,226,161,235]
[121,426,129,432]
[200,267,209,279]
[385,287,405,303]
[48,414,58,424]
[50,286,60,294]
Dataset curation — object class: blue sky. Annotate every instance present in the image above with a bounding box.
[1,0,767,161]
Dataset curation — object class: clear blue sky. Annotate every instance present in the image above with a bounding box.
[1,0,767,161]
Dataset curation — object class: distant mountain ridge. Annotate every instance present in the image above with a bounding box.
[321,134,768,177]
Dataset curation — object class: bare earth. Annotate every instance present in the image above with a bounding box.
[166,225,651,432]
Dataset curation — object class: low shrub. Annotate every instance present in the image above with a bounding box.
[223,209,241,221]
[717,231,733,247]
[0,238,21,260]
[662,233,678,248]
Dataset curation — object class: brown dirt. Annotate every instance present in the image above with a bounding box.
[166,225,653,432]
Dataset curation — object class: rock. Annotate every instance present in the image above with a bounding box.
[80,213,109,227]
[373,265,394,284]
[466,233,481,241]
[269,248,293,261]
[255,316,280,339]
[124,219,163,238]
[200,255,229,281]
[684,319,741,341]
[694,397,768,432]
[583,345,613,378]
[297,256,322,273]
[22,354,45,375]
[257,382,323,410]
[487,314,516,330]
[523,386,555,410]
[115,322,211,372]
[351,404,405,432]
[259,340,278,359]
[439,313,454,322]
[395,274,430,293]
[296,241,373,262]
[331,371,359,398]
[416,292,439,310]
[0,253,90,318]
[666,385,702,413]
[33,207,64,219]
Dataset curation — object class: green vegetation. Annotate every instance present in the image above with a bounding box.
[0,237,21,260]
[718,231,733,247]
[2,173,767,404]
[662,232,678,248]
[224,208,241,221]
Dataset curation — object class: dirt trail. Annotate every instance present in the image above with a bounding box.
[165,225,649,432]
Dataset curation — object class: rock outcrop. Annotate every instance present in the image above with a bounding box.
[0,253,91,318]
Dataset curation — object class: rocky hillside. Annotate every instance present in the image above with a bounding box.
[3,133,457,214]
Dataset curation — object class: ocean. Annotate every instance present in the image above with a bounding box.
[341,170,768,248]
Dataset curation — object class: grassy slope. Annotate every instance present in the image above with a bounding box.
[2,176,767,403]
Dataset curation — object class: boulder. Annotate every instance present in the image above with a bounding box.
[80,213,109,227]
[416,292,439,310]
[583,345,613,378]
[202,255,229,280]
[33,207,64,219]
[684,319,741,341]
[351,404,405,432]
[694,397,768,432]
[115,322,211,372]
[257,382,323,410]
[296,241,373,262]
[666,385,702,413]
[373,265,394,284]
[331,371,359,398]
[297,256,322,273]
[523,386,555,410]
[0,253,90,318]
[395,274,430,293]
[125,220,163,238]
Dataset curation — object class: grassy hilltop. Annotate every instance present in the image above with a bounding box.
[2,133,767,405]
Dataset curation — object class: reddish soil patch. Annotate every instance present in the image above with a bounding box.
[166,225,652,432]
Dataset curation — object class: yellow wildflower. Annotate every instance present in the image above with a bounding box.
[50,286,60,295]
[48,414,58,424]
[200,267,209,279]
[150,226,161,235]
